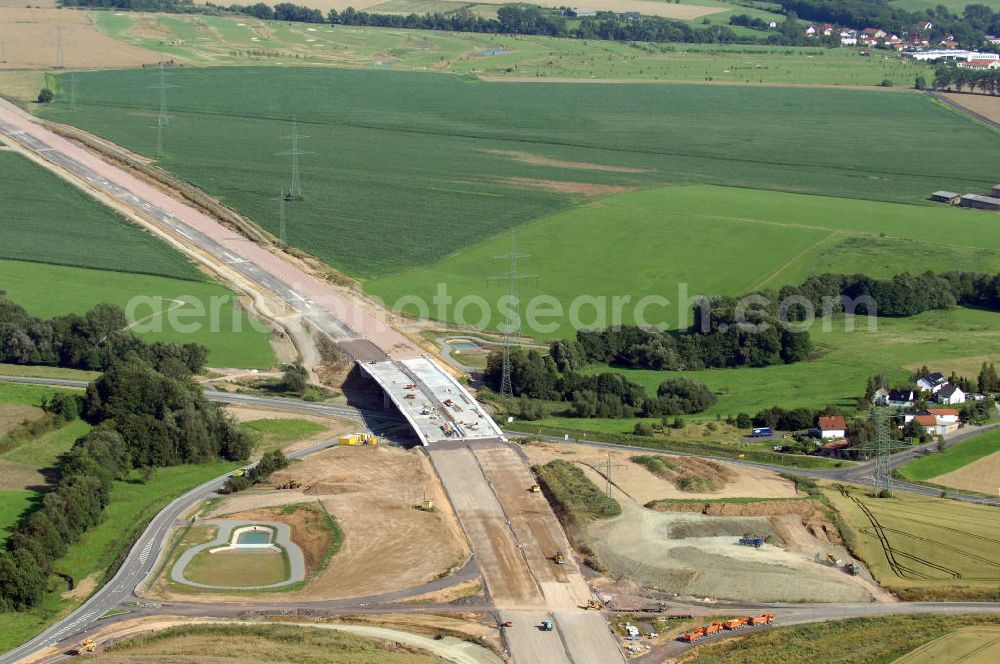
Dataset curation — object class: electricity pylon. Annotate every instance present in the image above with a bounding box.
[149,63,176,159]
[488,231,534,399]
[277,117,311,200]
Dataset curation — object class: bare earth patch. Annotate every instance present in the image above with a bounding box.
[156,445,468,602]
[0,8,159,70]
[61,572,100,601]
[930,450,1000,495]
[485,149,651,173]
[499,177,632,197]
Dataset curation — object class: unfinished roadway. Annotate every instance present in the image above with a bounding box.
[0,100,624,663]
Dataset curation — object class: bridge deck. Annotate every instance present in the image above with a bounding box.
[357,356,504,445]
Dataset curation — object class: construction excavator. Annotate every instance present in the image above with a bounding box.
[70,639,96,655]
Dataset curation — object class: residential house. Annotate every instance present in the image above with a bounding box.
[818,416,847,439]
[902,410,929,424]
[936,384,966,405]
[805,25,818,36]
[840,31,858,46]
[926,408,960,425]
[988,35,1000,45]
[863,28,887,40]
[871,387,890,405]
[768,20,778,29]
[888,389,917,407]
[912,414,939,433]
[917,373,947,393]
[822,23,834,37]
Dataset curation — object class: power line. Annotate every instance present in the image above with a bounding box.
[54,25,64,69]
[69,72,77,112]
[488,231,534,399]
[276,117,312,200]
[600,452,625,515]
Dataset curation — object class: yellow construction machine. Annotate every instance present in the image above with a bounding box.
[338,433,378,446]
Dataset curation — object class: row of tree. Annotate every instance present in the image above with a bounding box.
[934,66,1000,95]
[0,295,208,373]
[485,348,716,419]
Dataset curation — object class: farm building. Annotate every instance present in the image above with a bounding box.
[930,191,960,204]
[992,184,1000,198]
[820,439,850,457]
[959,194,1000,211]
[818,416,847,439]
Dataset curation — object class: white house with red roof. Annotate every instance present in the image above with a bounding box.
[818,416,847,439]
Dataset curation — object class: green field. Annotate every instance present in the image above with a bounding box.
[0,490,35,546]
[2,419,91,469]
[369,185,1000,337]
[682,614,1000,664]
[0,460,241,654]
[891,0,1000,11]
[0,150,203,281]
[40,68,1000,281]
[892,625,1000,664]
[184,548,289,587]
[825,483,1000,601]
[531,308,1000,428]
[898,428,1000,482]
[89,11,921,86]
[0,260,275,369]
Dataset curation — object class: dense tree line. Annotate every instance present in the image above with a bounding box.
[485,348,715,418]
[777,1,1000,47]
[934,66,1000,95]
[0,295,208,373]
[778,270,1000,318]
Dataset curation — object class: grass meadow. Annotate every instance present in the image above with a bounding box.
[0,260,275,369]
[368,185,1000,337]
[898,428,1000,482]
[825,483,1000,601]
[0,151,204,281]
[89,11,925,86]
[41,67,1000,281]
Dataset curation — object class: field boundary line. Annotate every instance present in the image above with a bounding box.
[749,232,844,291]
